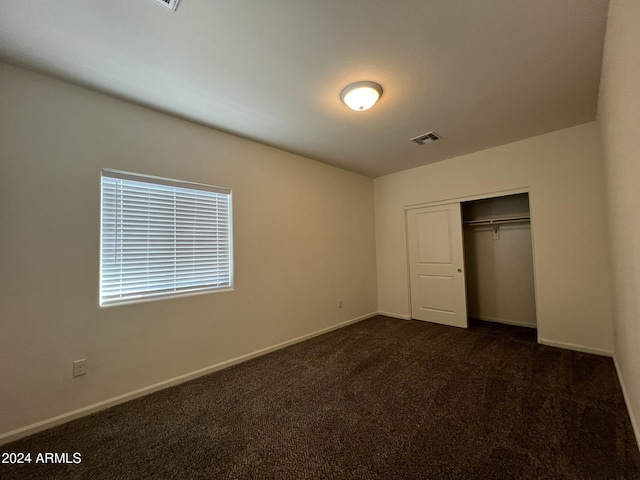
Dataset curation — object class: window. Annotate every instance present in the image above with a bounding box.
[100,169,232,306]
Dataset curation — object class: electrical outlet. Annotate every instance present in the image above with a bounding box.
[337,299,343,309]
[73,359,88,377]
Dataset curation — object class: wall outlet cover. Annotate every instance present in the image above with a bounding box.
[73,359,88,377]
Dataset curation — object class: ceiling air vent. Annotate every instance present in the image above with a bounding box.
[410,131,441,145]
[151,0,180,11]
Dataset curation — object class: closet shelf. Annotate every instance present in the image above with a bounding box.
[463,215,530,227]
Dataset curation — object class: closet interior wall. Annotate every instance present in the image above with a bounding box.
[462,193,537,329]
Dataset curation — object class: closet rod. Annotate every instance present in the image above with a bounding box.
[463,215,530,226]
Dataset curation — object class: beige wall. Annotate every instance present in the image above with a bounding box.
[0,62,377,440]
[374,122,613,354]
[598,0,640,442]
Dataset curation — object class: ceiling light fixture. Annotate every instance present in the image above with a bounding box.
[340,81,383,111]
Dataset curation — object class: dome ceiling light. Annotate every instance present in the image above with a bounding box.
[340,81,383,112]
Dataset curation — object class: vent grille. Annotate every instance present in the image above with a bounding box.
[410,131,441,145]
[152,0,180,11]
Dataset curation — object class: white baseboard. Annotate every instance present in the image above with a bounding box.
[377,311,412,320]
[613,355,640,452]
[538,338,613,357]
[469,315,536,329]
[0,311,377,446]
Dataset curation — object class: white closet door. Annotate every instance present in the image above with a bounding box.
[407,203,468,328]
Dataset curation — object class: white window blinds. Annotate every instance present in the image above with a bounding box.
[100,170,232,306]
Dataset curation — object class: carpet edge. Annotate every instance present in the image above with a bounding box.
[614,355,640,453]
[377,311,411,320]
[0,311,378,446]
[538,337,613,357]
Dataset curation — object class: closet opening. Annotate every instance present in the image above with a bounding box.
[461,193,537,337]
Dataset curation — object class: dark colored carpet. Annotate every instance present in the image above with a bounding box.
[2,316,639,479]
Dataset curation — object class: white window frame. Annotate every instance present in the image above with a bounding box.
[100,169,233,307]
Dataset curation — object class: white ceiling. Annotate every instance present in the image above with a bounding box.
[0,0,609,177]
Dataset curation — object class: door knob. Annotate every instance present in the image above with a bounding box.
[457,269,462,273]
